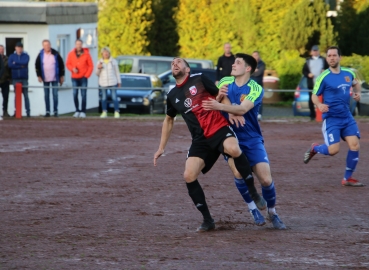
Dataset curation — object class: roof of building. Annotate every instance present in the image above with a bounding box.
[0,1,98,25]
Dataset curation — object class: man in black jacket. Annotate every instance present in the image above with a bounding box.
[216,43,235,83]
[302,45,329,121]
[35,40,65,117]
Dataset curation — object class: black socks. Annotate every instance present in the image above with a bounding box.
[233,154,258,196]
[186,180,212,221]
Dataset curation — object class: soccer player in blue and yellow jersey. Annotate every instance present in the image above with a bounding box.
[202,53,286,229]
[303,46,364,187]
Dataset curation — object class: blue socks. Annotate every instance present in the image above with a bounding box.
[262,181,276,209]
[234,177,252,204]
[344,150,359,180]
[313,144,330,155]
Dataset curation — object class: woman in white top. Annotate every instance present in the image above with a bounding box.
[96,47,121,118]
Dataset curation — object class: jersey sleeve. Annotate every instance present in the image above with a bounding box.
[313,70,329,96]
[217,76,235,89]
[245,80,263,104]
[166,96,177,118]
[201,73,218,96]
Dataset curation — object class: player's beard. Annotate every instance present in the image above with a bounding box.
[329,60,339,69]
[172,68,185,79]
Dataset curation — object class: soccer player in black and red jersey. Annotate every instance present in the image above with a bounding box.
[153,57,263,232]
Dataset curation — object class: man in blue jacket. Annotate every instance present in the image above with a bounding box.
[8,42,30,117]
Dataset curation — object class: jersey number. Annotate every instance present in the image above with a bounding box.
[329,133,334,142]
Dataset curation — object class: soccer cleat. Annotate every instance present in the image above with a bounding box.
[114,112,120,118]
[79,112,86,118]
[251,193,267,211]
[342,177,365,187]
[196,218,215,232]
[268,213,286,230]
[73,112,80,118]
[304,143,319,164]
[100,111,107,118]
[250,209,266,226]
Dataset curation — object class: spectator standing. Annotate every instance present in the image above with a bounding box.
[35,40,65,117]
[8,42,30,117]
[0,45,11,118]
[66,39,93,118]
[96,47,121,118]
[251,51,266,121]
[216,43,235,83]
[302,45,329,121]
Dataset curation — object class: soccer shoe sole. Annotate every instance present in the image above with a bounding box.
[303,143,318,164]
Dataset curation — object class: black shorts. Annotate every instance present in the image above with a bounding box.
[187,126,236,174]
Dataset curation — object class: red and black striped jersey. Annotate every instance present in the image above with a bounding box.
[166,73,229,141]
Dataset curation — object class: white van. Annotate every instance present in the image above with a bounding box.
[116,55,214,75]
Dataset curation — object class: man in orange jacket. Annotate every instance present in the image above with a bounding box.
[66,39,93,118]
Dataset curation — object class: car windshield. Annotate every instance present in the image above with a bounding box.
[121,75,152,88]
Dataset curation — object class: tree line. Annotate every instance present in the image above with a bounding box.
[39,0,369,89]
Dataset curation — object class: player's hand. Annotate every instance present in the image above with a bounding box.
[317,103,329,113]
[202,98,222,111]
[153,149,164,166]
[229,114,245,128]
[353,92,361,101]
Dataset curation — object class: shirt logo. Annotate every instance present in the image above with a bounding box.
[240,94,248,102]
[184,98,192,108]
[175,98,180,103]
[189,86,197,95]
[345,76,351,82]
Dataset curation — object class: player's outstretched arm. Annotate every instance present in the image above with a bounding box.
[154,115,175,166]
[202,98,254,115]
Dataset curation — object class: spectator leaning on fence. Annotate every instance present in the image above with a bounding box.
[96,47,121,119]
[8,42,30,117]
[0,45,11,119]
[66,39,93,118]
[35,40,65,118]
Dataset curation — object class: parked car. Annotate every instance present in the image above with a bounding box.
[115,55,214,75]
[293,68,367,116]
[99,73,166,114]
[360,82,369,116]
[158,68,217,93]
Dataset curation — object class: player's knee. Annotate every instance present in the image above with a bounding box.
[183,170,198,183]
[225,144,242,157]
[259,177,272,187]
[349,141,360,151]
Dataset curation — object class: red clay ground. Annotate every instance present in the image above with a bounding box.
[0,117,368,269]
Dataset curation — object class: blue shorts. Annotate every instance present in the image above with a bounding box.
[224,137,269,167]
[322,116,360,146]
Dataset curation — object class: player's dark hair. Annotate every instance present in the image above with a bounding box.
[235,53,257,74]
[327,46,341,56]
[173,57,190,68]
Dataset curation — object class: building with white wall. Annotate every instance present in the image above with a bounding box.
[0,0,98,116]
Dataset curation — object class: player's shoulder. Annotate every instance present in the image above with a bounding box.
[190,73,202,78]
[217,76,235,88]
[341,67,355,77]
[247,79,263,92]
[316,69,331,82]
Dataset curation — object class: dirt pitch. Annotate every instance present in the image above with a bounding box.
[0,117,368,270]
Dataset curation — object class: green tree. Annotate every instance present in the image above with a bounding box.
[336,0,369,55]
[148,0,179,56]
[281,0,336,56]
[98,0,154,57]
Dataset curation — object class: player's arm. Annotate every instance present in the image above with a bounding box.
[154,99,176,166]
[352,78,361,101]
[312,71,329,112]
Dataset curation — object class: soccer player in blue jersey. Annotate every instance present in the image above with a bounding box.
[202,53,286,229]
[303,46,364,187]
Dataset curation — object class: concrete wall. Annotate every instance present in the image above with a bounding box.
[0,23,98,116]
